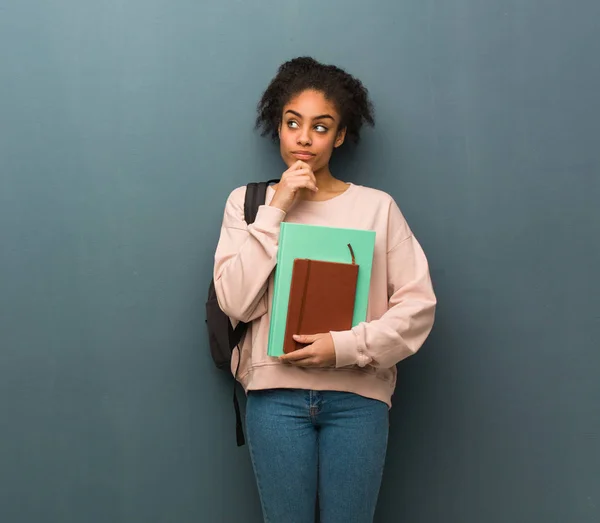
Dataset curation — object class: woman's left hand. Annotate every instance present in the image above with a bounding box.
[279,333,336,367]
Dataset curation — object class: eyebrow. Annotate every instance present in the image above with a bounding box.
[285,110,336,121]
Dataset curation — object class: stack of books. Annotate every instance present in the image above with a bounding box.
[267,223,376,357]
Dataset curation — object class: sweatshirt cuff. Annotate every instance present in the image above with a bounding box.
[331,329,361,368]
[252,205,286,231]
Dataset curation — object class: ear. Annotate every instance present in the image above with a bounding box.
[334,127,347,148]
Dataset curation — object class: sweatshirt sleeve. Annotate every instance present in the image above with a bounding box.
[331,200,437,369]
[213,187,286,323]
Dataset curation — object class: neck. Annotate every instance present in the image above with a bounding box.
[313,165,336,190]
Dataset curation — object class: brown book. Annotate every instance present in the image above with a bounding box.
[283,253,359,354]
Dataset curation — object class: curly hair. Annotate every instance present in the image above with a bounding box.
[256,57,375,144]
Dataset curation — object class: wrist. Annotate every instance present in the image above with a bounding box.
[269,197,289,213]
[253,204,287,227]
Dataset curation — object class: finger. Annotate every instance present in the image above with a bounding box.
[285,179,318,193]
[293,334,320,344]
[284,169,316,181]
[296,171,318,186]
[279,347,313,362]
[283,167,316,184]
[285,160,309,173]
[289,166,316,184]
[287,173,318,190]
[292,160,310,170]
[295,181,318,192]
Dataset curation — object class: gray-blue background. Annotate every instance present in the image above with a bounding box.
[1,1,598,521]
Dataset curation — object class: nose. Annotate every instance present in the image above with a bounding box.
[297,126,312,146]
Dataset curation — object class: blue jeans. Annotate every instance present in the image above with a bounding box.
[246,389,389,523]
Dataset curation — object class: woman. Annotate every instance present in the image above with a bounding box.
[213,56,436,523]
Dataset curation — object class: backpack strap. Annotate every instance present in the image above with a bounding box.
[230,178,279,447]
[244,182,262,225]
[232,351,244,446]
[244,179,279,225]
[229,322,247,349]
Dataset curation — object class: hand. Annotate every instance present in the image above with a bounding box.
[279,333,336,368]
[269,161,318,213]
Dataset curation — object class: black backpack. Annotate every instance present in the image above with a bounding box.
[205,179,278,446]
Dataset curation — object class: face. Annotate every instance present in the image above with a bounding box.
[278,89,346,173]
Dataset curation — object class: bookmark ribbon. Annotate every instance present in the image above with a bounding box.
[347,243,356,265]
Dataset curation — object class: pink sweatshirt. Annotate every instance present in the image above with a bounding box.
[213,182,436,407]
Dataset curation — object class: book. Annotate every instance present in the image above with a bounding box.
[267,223,376,357]
[283,253,359,353]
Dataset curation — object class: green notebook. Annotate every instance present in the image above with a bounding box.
[267,222,376,357]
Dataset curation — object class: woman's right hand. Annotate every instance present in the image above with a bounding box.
[269,161,318,213]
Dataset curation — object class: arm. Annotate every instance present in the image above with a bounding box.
[331,232,437,369]
[279,198,436,369]
[213,188,285,323]
[214,162,318,323]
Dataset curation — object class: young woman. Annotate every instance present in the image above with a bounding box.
[213,57,436,523]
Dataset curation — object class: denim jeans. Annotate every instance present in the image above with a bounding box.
[246,388,389,523]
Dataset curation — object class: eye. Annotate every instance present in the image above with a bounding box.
[287,120,299,129]
[314,124,328,133]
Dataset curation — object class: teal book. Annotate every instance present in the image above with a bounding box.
[267,222,376,357]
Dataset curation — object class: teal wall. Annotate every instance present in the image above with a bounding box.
[1,1,599,522]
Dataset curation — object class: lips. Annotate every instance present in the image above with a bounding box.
[292,151,316,160]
